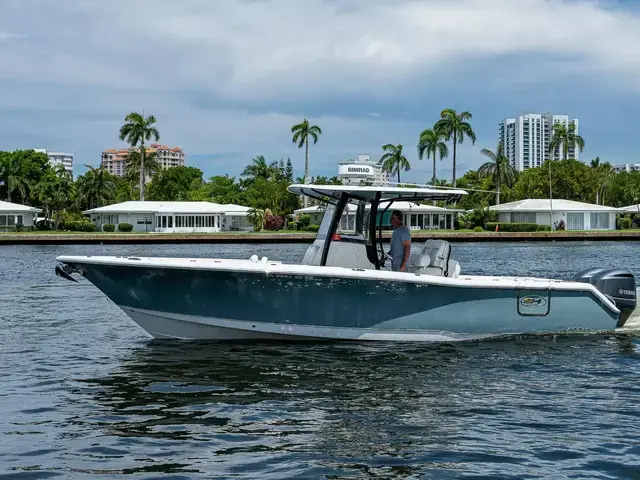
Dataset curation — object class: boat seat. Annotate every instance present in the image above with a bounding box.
[301,243,321,265]
[408,239,452,277]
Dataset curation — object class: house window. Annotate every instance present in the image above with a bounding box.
[510,212,536,224]
[590,212,610,230]
[7,215,15,225]
[566,212,584,230]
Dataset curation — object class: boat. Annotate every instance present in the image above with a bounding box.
[54,184,638,342]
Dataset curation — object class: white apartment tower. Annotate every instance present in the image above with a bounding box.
[498,114,579,171]
[34,149,74,178]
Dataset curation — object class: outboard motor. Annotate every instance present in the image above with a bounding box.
[572,267,637,327]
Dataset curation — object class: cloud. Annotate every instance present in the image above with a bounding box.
[0,0,639,180]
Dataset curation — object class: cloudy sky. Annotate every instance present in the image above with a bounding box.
[1,0,639,182]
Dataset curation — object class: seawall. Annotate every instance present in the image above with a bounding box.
[2,231,640,245]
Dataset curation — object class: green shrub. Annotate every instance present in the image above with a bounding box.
[297,214,311,230]
[103,224,115,232]
[305,224,320,232]
[618,217,633,230]
[460,207,498,229]
[118,223,133,232]
[485,222,542,232]
[473,226,484,232]
[288,221,298,231]
[61,220,95,232]
[14,224,24,232]
[537,224,552,231]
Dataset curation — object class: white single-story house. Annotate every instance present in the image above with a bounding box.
[487,199,619,230]
[294,201,463,231]
[84,201,256,233]
[0,200,42,230]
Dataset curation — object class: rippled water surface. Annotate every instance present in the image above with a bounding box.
[2,242,640,479]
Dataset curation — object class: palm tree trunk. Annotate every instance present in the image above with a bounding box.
[452,132,457,188]
[303,136,309,208]
[397,167,400,184]
[432,151,436,186]
[140,143,145,201]
[496,183,501,205]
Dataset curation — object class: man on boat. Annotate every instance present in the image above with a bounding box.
[389,210,411,272]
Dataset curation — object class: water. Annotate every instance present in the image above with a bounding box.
[1,242,640,479]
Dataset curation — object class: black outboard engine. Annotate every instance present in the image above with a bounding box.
[572,267,637,327]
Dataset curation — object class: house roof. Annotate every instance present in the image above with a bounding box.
[618,204,640,212]
[83,201,252,216]
[487,199,619,212]
[0,200,42,213]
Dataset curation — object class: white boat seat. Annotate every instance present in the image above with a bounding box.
[408,239,453,277]
[301,243,320,265]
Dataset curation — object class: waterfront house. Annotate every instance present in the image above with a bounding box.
[294,202,463,231]
[84,201,256,233]
[487,199,618,230]
[0,200,42,231]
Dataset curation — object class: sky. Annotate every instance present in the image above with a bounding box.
[1,0,639,183]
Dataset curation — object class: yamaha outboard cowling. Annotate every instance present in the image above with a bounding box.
[572,267,637,327]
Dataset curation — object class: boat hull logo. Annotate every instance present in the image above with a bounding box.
[520,296,547,308]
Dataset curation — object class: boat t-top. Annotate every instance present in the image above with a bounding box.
[54,184,637,342]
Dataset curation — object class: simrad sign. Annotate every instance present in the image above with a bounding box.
[338,165,374,176]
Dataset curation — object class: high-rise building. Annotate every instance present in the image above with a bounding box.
[34,149,74,178]
[612,163,640,173]
[337,154,389,186]
[498,113,579,171]
[101,144,185,178]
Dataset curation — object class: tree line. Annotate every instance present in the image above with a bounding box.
[3,107,639,232]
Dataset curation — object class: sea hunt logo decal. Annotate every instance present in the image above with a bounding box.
[520,296,547,308]
[619,288,635,296]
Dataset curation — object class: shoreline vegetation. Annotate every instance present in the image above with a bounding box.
[3,108,640,236]
[3,230,640,245]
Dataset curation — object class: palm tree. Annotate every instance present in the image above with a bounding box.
[34,174,74,229]
[76,165,116,210]
[434,108,476,187]
[0,153,29,203]
[291,118,322,207]
[246,208,264,231]
[417,128,449,186]
[478,142,517,205]
[53,163,72,180]
[590,157,613,205]
[549,122,585,161]
[119,112,160,201]
[124,148,161,184]
[241,155,277,181]
[380,144,411,183]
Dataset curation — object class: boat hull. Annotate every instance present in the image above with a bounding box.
[55,256,622,342]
